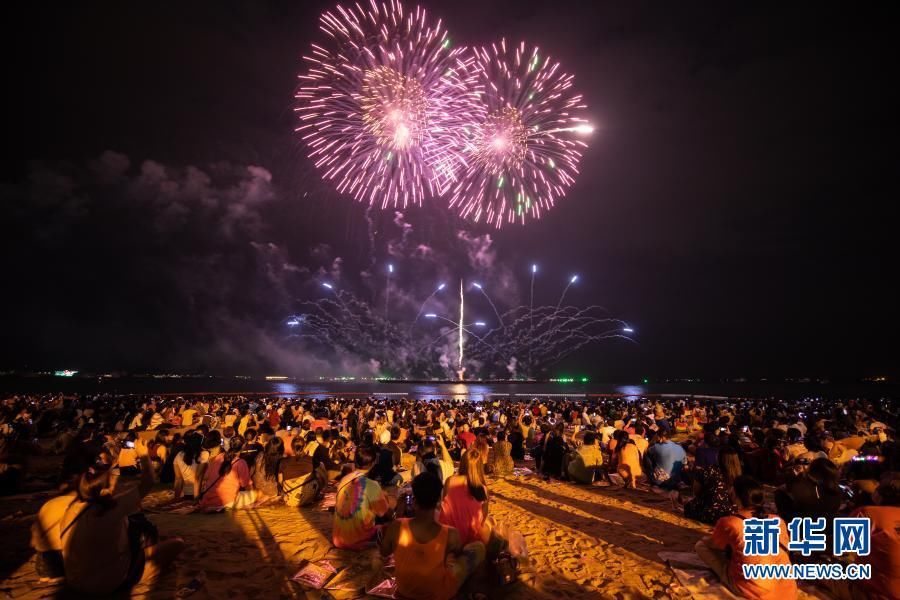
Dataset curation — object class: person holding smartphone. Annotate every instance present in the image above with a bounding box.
[116,434,140,476]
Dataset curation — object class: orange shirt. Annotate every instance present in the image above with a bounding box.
[850,505,900,600]
[710,513,797,600]
[394,520,451,600]
[618,443,642,478]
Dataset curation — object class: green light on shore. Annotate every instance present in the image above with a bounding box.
[643,378,649,384]
[581,377,588,383]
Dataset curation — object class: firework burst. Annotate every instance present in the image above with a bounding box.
[295,0,477,209]
[447,39,591,227]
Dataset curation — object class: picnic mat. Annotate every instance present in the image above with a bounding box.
[144,499,199,514]
[659,551,741,600]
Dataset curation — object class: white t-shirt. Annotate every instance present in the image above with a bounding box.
[413,458,454,483]
[174,450,210,496]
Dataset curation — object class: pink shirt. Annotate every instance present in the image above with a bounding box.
[438,476,486,546]
[200,455,251,509]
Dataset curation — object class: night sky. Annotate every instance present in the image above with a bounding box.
[1,1,894,380]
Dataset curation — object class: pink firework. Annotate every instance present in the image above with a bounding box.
[447,39,592,227]
[295,0,477,209]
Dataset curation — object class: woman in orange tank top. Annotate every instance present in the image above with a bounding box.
[380,471,486,600]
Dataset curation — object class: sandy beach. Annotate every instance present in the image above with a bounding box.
[1,466,717,600]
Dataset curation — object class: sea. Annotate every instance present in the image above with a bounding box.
[0,375,894,402]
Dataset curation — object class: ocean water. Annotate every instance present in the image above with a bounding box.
[0,375,894,401]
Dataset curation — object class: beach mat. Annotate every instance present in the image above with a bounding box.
[659,551,741,600]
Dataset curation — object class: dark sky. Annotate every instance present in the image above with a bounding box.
[1,1,894,380]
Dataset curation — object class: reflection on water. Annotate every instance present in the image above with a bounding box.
[0,375,892,401]
[273,382,299,395]
[615,385,646,400]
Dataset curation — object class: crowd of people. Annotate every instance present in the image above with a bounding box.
[1,391,897,598]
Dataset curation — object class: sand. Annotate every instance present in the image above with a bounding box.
[0,467,722,600]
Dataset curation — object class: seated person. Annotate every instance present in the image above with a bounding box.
[333,446,390,549]
[58,439,185,595]
[683,447,741,525]
[278,436,328,506]
[413,434,454,484]
[567,431,604,484]
[696,476,797,599]
[439,449,490,546]
[646,430,686,489]
[380,471,486,600]
[199,436,256,510]
[837,474,900,600]
[368,447,403,488]
[775,457,842,526]
[488,431,515,477]
[31,487,78,581]
[611,430,642,488]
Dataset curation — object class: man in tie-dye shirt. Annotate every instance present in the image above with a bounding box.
[333,446,390,550]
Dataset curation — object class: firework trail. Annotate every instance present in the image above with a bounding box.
[291,276,631,379]
[409,281,446,334]
[555,274,578,312]
[295,0,478,209]
[446,39,592,227]
[472,282,504,329]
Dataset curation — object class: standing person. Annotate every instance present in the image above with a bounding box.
[332,446,390,550]
[58,439,186,595]
[439,449,490,546]
[380,472,486,600]
[696,476,797,600]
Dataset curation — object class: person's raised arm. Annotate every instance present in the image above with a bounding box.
[437,434,452,465]
[195,461,209,497]
[173,460,184,500]
[570,424,581,445]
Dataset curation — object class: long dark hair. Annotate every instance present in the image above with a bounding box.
[733,475,767,519]
[807,457,839,497]
[263,436,284,480]
[181,432,204,466]
[718,447,742,486]
[76,467,117,513]
[219,435,245,477]
[459,449,488,502]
